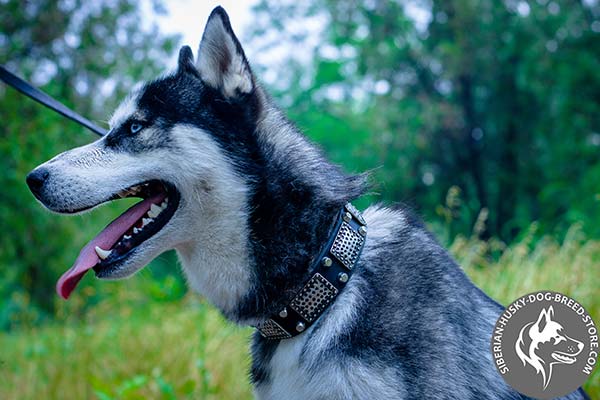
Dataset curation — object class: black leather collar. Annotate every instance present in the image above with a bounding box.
[256,203,367,340]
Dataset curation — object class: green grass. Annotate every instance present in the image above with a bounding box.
[1,225,598,399]
[0,296,253,400]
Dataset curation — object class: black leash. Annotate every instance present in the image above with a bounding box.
[0,65,106,136]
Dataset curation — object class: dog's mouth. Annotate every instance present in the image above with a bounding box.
[551,351,578,364]
[56,180,180,299]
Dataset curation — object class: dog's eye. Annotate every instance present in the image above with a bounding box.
[129,122,143,134]
[554,335,564,344]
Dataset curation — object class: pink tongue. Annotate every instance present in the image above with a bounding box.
[56,193,166,299]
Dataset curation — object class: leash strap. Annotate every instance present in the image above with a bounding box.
[256,203,367,340]
[0,65,106,136]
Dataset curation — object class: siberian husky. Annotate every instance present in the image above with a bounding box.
[26,6,589,400]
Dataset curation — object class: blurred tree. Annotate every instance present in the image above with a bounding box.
[248,0,600,241]
[0,0,178,328]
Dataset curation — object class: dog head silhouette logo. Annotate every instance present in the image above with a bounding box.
[491,291,597,399]
[515,306,584,389]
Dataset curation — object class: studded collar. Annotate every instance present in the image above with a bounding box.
[256,203,367,340]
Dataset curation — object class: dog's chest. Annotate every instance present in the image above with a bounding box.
[254,338,313,400]
[253,335,405,400]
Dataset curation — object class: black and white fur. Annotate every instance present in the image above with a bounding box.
[27,7,589,400]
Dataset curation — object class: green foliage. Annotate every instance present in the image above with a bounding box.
[249,0,600,241]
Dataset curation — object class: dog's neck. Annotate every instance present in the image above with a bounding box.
[239,189,342,323]
[236,98,365,323]
[179,91,365,324]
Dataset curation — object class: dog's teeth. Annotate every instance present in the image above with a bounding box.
[95,246,112,260]
[160,201,168,210]
[149,204,162,217]
[123,235,131,240]
[142,218,153,226]
[133,227,140,234]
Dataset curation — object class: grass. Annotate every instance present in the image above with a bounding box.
[0,297,253,400]
[1,225,598,399]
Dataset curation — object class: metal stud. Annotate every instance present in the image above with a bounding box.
[321,256,332,267]
[296,322,306,332]
[358,225,367,237]
[279,308,288,318]
[343,212,352,222]
[345,203,366,225]
[338,272,349,283]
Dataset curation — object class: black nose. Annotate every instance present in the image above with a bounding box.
[26,168,49,197]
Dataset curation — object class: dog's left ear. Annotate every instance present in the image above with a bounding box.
[195,6,253,98]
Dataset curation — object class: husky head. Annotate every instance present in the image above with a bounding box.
[26,7,364,320]
[515,306,584,389]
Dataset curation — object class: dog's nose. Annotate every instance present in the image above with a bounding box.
[26,168,49,197]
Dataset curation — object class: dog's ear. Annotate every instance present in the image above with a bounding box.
[535,307,551,333]
[177,45,198,76]
[196,6,253,98]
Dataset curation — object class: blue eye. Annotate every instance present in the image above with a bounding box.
[130,122,143,133]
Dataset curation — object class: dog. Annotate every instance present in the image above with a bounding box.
[516,306,584,390]
[26,7,589,400]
